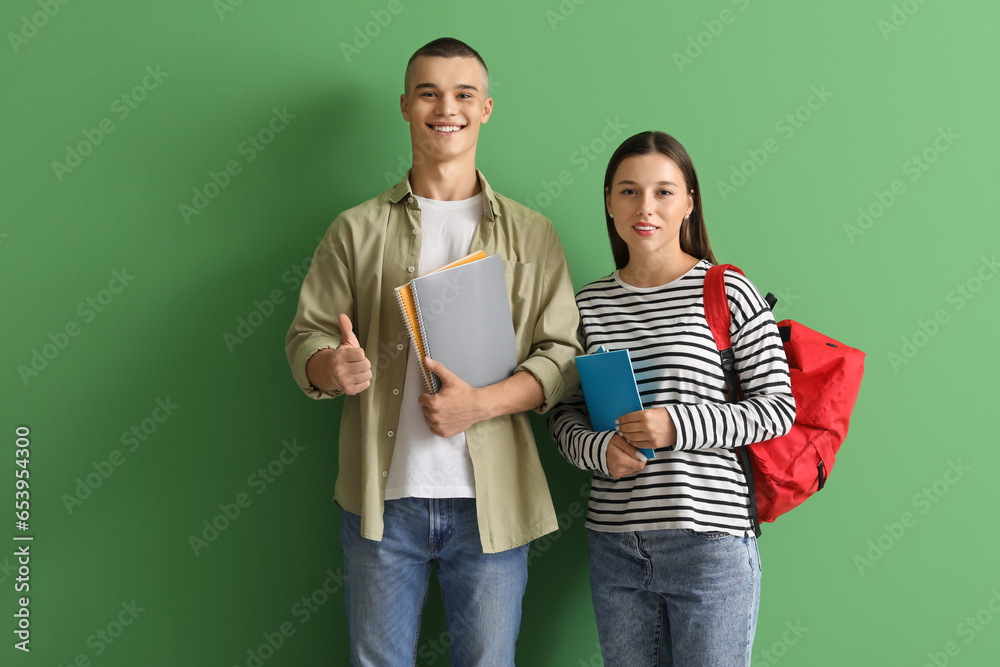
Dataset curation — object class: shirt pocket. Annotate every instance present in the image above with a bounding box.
[502,260,539,362]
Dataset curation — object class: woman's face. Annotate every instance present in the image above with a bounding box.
[606,153,694,264]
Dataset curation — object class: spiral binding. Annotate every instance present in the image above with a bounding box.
[410,286,441,393]
[394,285,437,394]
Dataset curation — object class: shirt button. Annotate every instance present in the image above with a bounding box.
[412,229,419,235]
[387,430,394,438]
[392,388,400,396]
[408,266,415,273]
[397,343,404,350]
[381,470,388,478]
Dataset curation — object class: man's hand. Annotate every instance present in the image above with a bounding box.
[606,434,647,479]
[615,407,676,451]
[306,314,372,395]
[418,358,490,438]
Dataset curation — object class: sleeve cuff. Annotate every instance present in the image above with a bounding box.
[663,404,687,451]
[293,337,341,399]
[595,430,615,478]
[516,355,570,414]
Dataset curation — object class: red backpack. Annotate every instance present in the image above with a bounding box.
[703,264,865,535]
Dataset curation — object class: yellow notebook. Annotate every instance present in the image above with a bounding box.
[394,250,487,393]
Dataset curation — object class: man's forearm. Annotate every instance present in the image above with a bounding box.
[418,361,546,438]
[479,370,544,421]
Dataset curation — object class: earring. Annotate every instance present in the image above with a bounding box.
[609,213,614,218]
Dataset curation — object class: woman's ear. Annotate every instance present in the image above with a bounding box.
[605,187,612,218]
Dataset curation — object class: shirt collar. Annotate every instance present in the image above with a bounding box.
[389,169,500,223]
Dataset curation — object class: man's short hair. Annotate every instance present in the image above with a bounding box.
[404,37,489,94]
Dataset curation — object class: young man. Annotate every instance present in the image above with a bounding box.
[285,38,581,665]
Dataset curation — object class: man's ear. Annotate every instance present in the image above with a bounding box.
[400,93,410,122]
[480,96,493,125]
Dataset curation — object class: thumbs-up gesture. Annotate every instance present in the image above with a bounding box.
[418,358,484,438]
[306,314,372,395]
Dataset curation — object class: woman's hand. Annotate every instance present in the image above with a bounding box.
[615,407,676,451]
[606,434,647,479]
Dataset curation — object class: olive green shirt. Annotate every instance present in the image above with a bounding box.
[285,172,581,553]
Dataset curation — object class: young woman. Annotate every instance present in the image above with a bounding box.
[549,131,795,666]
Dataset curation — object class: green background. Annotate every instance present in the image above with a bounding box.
[2,0,998,664]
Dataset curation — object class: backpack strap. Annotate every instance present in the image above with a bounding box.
[704,264,744,403]
[703,264,762,538]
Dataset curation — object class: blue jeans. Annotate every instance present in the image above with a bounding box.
[340,498,528,667]
[587,528,761,666]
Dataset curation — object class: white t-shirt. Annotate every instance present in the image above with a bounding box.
[384,193,483,500]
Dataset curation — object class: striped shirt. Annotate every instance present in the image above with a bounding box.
[548,260,795,536]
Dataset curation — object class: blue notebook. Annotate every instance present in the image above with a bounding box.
[575,347,654,459]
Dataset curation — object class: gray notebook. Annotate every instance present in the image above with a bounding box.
[409,253,517,393]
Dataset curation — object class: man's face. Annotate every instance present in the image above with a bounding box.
[400,56,492,165]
